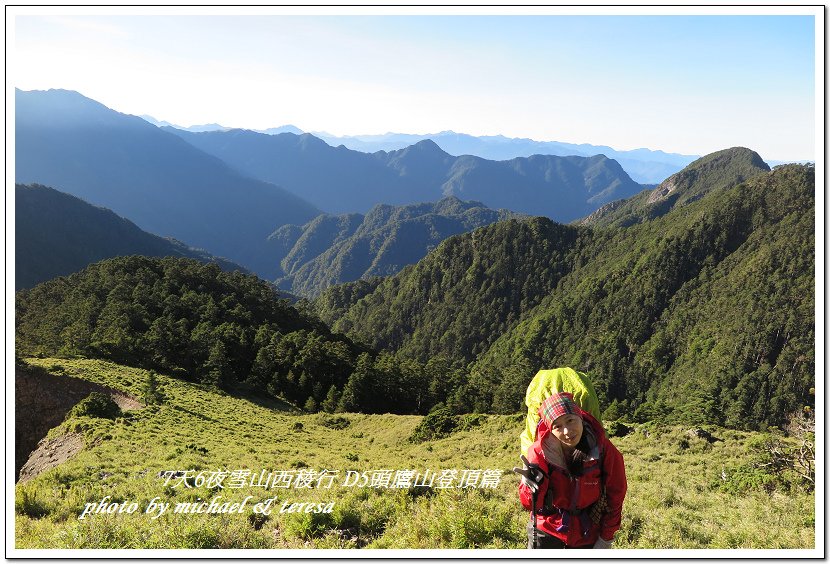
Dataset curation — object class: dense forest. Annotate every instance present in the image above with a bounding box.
[315,156,814,429]
[15,257,457,415]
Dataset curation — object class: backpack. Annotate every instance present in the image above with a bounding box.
[520,367,602,456]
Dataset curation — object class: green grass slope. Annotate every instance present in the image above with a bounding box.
[15,358,814,549]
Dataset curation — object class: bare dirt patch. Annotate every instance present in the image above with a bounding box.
[18,432,85,483]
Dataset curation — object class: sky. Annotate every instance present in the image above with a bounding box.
[9,8,820,162]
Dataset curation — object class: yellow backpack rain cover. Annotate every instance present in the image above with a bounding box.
[521,367,602,456]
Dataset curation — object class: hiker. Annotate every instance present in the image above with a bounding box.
[515,392,626,549]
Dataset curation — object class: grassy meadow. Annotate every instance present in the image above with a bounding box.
[15,358,815,550]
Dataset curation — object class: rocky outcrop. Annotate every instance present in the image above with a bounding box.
[15,363,141,481]
[646,177,681,204]
[577,199,627,225]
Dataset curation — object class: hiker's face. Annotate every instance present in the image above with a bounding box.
[550,414,583,447]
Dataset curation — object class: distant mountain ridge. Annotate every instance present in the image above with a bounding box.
[15,89,321,279]
[149,118,698,183]
[141,115,303,136]
[15,183,244,290]
[166,127,645,221]
[314,130,699,184]
[271,196,520,297]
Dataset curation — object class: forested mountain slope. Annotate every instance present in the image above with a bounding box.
[316,160,814,429]
[271,197,519,297]
[16,257,441,415]
[580,147,771,228]
[315,217,588,364]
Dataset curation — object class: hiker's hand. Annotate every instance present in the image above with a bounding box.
[593,537,613,549]
[521,473,541,493]
[512,455,543,493]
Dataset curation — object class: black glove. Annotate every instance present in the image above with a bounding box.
[512,454,544,493]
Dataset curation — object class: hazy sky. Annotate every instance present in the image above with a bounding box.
[10,8,819,161]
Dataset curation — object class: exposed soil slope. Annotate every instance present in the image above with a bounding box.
[15,363,142,481]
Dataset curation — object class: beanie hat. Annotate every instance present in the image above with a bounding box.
[539,392,581,426]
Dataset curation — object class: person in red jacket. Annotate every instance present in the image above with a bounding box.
[515,392,627,549]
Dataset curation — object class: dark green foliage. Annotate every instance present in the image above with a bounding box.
[716,428,814,495]
[312,278,385,331]
[719,418,814,494]
[303,396,319,412]
[141,371,166,405]
[67,392,121,420]
[320,385,342,413]
[715,463,779,495]
[456,413,487,432]
[408,406,485,443]
[317,415,351,430]
[318,160,814,430]
[14,138,814,432]
[317,217,588,365]
[248,512,270,531]
[15,256,451,415]
[16,256,358,400]
[605,421,633,438]
[273,197,520,297]
[479,164,814,429]
[185,443,209,455]
[409,406,459,442]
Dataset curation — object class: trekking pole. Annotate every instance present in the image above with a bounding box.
[513,455,541,549]
[531,488,539,549]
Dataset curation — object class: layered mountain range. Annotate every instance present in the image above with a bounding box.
[15,184,243,290]
[15,89,320,278]
[17,88,648,280]
[164,127,645,219]
[14,122,815,430]
[141,114,697,184]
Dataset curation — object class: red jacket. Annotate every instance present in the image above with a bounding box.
[519,412,626,546]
